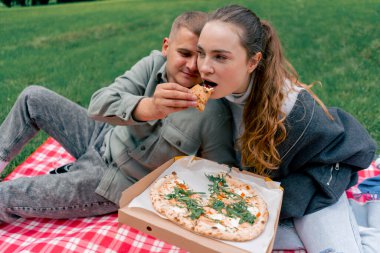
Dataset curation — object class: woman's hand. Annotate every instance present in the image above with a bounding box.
[132,83,197,121]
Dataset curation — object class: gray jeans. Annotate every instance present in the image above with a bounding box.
[274,194,380,253]
[0,85,118,223]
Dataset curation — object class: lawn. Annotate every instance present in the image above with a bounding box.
[1,0,379,179]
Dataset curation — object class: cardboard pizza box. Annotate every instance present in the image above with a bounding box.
[118,157,283,253]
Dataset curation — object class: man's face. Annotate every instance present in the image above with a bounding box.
[162,27,202,88]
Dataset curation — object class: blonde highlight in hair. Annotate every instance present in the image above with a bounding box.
[210,5,332,176]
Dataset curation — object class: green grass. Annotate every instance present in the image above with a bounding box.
[1,0,379,179]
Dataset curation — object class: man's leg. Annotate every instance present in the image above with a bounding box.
[0,85,108,164]
[0,147,118,223]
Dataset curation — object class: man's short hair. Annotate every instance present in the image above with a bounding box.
[170,11,208,37]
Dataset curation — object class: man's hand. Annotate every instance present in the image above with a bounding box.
[132,83,197,121]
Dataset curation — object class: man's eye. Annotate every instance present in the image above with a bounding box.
[179,52,191,57]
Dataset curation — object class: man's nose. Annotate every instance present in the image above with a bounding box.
[187,57,197,72]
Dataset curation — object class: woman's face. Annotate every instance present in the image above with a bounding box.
[197,21,258,99]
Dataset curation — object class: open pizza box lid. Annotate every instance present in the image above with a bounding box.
[118,156,283,253]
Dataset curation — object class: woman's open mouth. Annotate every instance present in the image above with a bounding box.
[202,80,217,88]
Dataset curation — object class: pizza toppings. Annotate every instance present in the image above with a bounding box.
[205,174,257,225]
[165,186,205,220]
[150,172,269,241]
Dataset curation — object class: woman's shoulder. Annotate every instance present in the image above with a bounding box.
[280,89,376,169]
[284,88,315,126]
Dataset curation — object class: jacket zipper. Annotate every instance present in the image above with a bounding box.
[327,163,340,186]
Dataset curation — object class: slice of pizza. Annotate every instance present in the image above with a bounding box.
[190,84,214,112]
[150,172,206,231]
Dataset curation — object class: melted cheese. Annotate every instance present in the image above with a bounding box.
[225,217,240,228]
[213,223,227,231]
[168,206,187,215]
[233,188,253,198]
[208,213,225,221]
[247,206,260,216]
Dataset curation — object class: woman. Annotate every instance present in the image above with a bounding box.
[197,5,379,253]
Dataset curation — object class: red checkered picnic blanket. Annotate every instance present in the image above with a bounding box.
[1,137,378,253]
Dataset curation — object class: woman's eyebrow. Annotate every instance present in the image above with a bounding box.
[211,49,231,54]
[197,45,231,54]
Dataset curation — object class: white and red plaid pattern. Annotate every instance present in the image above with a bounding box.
[1,137,377,253]
[346,161,380,202]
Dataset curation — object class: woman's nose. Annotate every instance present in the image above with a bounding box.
[198,58,213,75]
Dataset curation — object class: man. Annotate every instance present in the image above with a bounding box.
[0,11,236,223]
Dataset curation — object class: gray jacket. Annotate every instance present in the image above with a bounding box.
[272,90,377,219]
[88,50,237,203]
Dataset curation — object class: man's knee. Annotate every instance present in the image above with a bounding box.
[16,85,55,113]
[18,85,49,101]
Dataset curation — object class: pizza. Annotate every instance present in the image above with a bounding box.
[190,84,214,112]
[150,171,269,242]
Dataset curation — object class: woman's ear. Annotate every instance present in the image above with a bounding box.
[161,37,170,57]
[248,52,262,73]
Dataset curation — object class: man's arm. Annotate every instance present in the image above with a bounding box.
[88,51,197,125]
[133,83,197,121]
[88,52,159,125]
